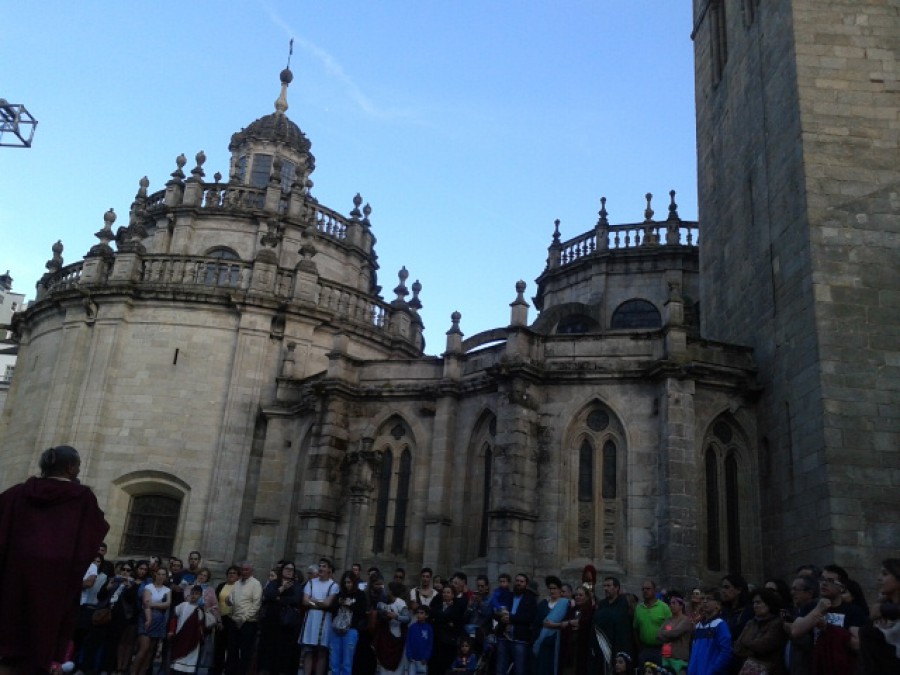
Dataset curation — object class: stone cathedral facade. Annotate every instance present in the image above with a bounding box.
[1,1,896,587]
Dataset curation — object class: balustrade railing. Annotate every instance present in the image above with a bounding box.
[42,262,84,294]
[39,254,388,332]
[144,184,351,242]
[556,221,699,267]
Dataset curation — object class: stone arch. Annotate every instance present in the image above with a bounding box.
[110,470,192,558]
[561,399,627,566]
[462,409,497,563]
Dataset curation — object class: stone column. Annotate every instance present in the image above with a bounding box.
[343,440,377,568]
[656,377,700,589]
[487,374,540,578]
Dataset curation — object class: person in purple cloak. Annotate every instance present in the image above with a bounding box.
[0,445,110,675]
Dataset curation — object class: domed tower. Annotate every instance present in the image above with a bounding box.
[0,63,425,567]
[228,67,316,197]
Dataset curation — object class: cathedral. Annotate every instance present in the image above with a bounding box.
[1,1,896,588]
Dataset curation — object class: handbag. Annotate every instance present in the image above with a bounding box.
[332,606,353,635]
[739,658,768,675]
[280,605,301,628]
[92,607,112,625]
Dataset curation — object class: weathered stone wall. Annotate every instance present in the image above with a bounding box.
[694,0,899,578]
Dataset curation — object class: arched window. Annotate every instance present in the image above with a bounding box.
[370,417,415,557]
[705,447,721,570]
[392,449,412,554]
[122,494,181,556]
[478,445,493,558]
[373,449,393,554]
[463,411,496,563]
[704,416,750,574]
[568,402,625,563]
[203,248,241,287]
[610,299,661,329]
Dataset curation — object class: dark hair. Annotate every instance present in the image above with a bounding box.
[545,575,563,589]
[515,573,530,584]
[188,550,201,559]
[394,567,406,576]
[476,574,489,585]
[339,570,357,596]
[420,567,433,576]
[38,445,80,478]
[416,604,430,616]
[319,557,334,571]
[842,578,869,614]
[190,585,203,595]
[452,571,468,583]
[823,564,850,586]
[795,563,821,578]
[604,576,621,588]
[764,578,792,609]
[226,565,241,576]
[792,575,819,597]
[752,588,783,614]
[499,573,512,582]
[705,588,724,604]
[721,573,750,606]
[388,581,405,599]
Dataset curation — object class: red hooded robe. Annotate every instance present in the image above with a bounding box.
[0,476,109,673]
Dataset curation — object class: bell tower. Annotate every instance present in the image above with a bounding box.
[692,0,899,575]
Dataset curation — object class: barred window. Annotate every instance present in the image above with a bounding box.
[122,494,181,557]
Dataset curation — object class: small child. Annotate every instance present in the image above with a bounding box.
[405,606,433,675]
[450,638,478,672]
[614,652,633,674]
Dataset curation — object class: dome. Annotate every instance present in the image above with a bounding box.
[229,112,312,155]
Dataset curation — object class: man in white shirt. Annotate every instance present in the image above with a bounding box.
[225,562,262,675]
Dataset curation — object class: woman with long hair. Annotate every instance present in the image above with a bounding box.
[329,570,368,675]
[856,558,900,674]
[259,562,303,675]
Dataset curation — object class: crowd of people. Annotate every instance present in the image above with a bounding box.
[0,447,896,675]
[67,553,899,675]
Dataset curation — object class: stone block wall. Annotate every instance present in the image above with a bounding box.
[694,0,899,578]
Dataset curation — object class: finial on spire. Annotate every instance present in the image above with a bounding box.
[598,197,609,227]
[409,280,422,310]
[276,43,293,115]
[552,219,561,245]
[644,192,654,222]
[667,189,680,221]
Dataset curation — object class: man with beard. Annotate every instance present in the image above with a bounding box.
[495,573,537,675]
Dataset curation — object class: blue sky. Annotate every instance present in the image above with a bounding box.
[1,1,697,352]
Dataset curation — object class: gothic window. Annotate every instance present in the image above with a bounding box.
[464,412,496,563]
[203,248,241,287]
[704,415,750,573]
[710,0,728,86]
[392,448,411,554]
[370,417,415,557]
[373,449,393,554]
[249,154,273,188]
[121,494,181,556]
[568,402,625,563]
[478,445,492,558]
[705,447,721,570]
[610,299,661,329]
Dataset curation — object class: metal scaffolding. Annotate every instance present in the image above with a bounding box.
[0,99,38,148]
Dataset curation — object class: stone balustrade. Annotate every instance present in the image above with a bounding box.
[144,184,351,243]
[555,221,699,268]
[38,254,389,332]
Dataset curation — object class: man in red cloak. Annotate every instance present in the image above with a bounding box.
[0,446,109,675]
